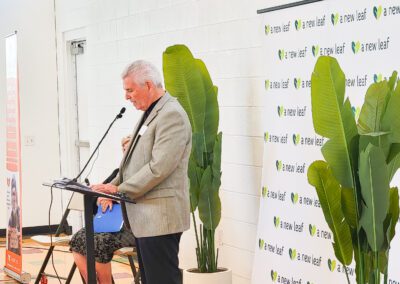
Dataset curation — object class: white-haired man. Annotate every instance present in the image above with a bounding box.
[93,60,192,284]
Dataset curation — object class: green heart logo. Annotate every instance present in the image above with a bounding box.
[274,216,280,228]
[292,133,300,145]
[352,41,361,54]
[312,45,320,57]
[295,19,302,31]
[277,105,284,117]
[265,79,270,90]
[262,186,268,198]
[289,248,297,260]
[328,259,336,272]
[265,24,271,35]
[276,160,282,171]
[294,78,301,89]
[270,270,278,281]
[259,238,265,249]
[264,131,269,142]
[374,74,383,83]
[309,224,316,236]
[291,192,299,204]
[373,6,382,20]
[278,49,285,60]
[331,13,339,25]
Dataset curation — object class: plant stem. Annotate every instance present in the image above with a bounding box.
[352,176,365,284]
[190,205,201,270]
[344,266,351,284]
[375,251,380,284]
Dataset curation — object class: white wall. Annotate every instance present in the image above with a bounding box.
[0,0,62,229]
[55,0,300,283]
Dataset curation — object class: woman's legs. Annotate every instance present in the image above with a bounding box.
[95,262,112,284]
[72,251,88,283]
[72,252,112,284]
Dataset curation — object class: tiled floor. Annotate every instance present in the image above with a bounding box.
[0,237,137,283]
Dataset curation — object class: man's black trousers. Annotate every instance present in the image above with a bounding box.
[135,232,183,284]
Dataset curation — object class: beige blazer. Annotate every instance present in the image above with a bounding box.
[112,93,192,238]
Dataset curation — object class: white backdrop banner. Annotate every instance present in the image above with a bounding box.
[253,1,400,283]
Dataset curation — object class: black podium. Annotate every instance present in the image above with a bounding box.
[44,180,134,284]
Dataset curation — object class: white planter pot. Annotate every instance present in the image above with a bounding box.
[183,268,232,284]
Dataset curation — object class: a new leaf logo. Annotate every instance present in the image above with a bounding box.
[264,131,269,142]
[292,133,300,145]
[278,49,285,60]
[309,224,316,236]
[289,248,297,260]
[262,186,268,198]
[291,192,299,204]
[312,45,320,57]
[276,160,282,171]
[294,78,301,89]
[328,259,336,272]
[331,13,339,25]
[374,74,383,83]
[271,270,278,282]
[265,24,271,35]
[259,238,265,250]
[295,19,302,31]
[352,106,361,120]
[277,105,284,117]
[265,79,270,90]
[373,6,382,20]
[270,270,278,282]
[273,216,280,228]
[352,41,361,54]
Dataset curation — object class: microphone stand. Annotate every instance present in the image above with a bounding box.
[70,108,126,183]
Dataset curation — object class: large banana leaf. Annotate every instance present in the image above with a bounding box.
[382,80,400,143]
[308,160,353,265]
[341,187,357,228]
[383,71,398,112]
[196,60,219,152]
[188,157,204,212]
[387,187,399,242]
[387,144,400,182]
[359,144,390,252]
[358,82,389,135]
[163,45,219,155]
[198,166,221,230]
[311,56,358,188]
[163,45,205,134]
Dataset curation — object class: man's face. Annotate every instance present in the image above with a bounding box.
[123,75,152,111]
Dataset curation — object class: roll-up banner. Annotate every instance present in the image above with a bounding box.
[4,32,30,283]
[253,1,400,283]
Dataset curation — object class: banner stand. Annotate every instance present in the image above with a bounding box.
[3,267,31,283]
[4,32,31,283]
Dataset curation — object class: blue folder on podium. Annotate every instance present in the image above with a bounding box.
[93,203,124,233]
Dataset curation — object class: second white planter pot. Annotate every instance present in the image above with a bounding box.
[182,268,232,284]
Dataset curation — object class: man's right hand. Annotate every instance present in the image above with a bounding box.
[97,197,113,213]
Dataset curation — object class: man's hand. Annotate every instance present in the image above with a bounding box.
[91,183,118,194]
[97,198,113,213]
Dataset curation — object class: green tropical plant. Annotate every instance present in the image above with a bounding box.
[308,56,400,284]
[163,44,222,273]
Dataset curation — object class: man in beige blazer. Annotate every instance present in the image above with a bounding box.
[92,60,192,284]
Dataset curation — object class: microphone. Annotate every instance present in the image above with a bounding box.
[70,107,126,183]
[117,107,126,119]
